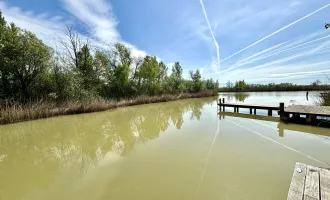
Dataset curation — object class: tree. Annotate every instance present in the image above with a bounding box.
[109,43,132,69]
[169,62,184,93]
[157,61,167,83]
[189,69,202,92]
[226,81,233,88]
[2,23,51,100]
[311,79,321,86]
[138,56,160,95]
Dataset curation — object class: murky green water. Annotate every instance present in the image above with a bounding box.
[0,92,330,200]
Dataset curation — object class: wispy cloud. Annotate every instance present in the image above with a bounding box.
[0,0,147,59]
[61,0,119,44]
[199,0,220,69]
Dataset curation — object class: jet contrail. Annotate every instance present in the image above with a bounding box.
[219,35,330,74]
[239,35,330,66]
[199,0,220,69]
[220,3,330,63]
[237,41,287,64]
[208,42,330,76]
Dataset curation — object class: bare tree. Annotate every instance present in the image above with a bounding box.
[133,56,144,80]
[60,26,87,69]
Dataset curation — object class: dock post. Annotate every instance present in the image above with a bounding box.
[219,99,222,112]
[250,108,252,114]
[222,98,225,111]
[254,108,256,115]
[280,103,284,121]
[268,109,272,116]
[234,107,236,112]
[237,107,239,113]
[306,114,312,124]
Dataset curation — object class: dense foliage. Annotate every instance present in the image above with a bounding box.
[0,12,218,103]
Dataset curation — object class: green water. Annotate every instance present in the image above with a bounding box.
[0,92,329,200]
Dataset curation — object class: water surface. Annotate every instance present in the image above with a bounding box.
[0,92,329,200]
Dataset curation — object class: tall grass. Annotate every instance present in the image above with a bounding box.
[0,91,217,125]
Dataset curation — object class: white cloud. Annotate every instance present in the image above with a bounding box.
[61,0,119,44]
[0,1,67,48]
[0,0,148,61]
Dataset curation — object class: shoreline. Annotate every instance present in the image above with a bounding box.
[0,91,217,125]
[217,88,330,92]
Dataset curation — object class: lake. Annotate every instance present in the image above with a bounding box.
[0,91,329,200]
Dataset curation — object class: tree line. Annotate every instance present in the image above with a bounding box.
[0,11,219,103]
[221,79,330,92]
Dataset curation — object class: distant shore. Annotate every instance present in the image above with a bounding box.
[218,86,330,92]
[0,91,217,125]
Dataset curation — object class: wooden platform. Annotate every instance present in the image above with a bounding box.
[287,163,330,200]
[285,105,330,117]
[217,98,330,125]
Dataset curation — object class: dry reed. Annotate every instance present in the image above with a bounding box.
[0,91,217,125]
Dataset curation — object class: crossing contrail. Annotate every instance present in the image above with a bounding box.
[199,0,220,69]
[239,35,330,66]
[219,35,330,74]
[220,3,330,63]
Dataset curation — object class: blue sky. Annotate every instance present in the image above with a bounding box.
[1,0,330,85]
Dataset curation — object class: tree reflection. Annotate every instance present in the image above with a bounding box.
[224,93,249,103]
[0,97,216,200]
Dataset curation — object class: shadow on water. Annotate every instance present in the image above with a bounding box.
[0,97,217,200]
[219,112,330,138]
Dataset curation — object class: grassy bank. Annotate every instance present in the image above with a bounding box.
[0,91,217,125]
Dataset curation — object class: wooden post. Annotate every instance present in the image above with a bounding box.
[280,103,284,121]
[268,109,272,116]
[237,107,239,113]
[250,108,252,114]
[219,99,222,112]
[222,98,225,112]
[234,107,236,112]
[306,114,312,124]
[254,108,256,115]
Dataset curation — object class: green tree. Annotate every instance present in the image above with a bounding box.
[169,62,184,93]
[1,23,51,100]
[189,69,202,92]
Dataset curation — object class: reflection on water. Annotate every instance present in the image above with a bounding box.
[0,97,215,200]
[219,112,330,138]
[0,92,330,200]
[222,93,250,103]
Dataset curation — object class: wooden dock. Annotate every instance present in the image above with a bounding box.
[218,98,330,125]
[288,162,330,200]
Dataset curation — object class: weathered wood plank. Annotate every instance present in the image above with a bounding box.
[304,165,320,200]
[320,168,330,200]
[285,105,330,116]
[287,163,307,200]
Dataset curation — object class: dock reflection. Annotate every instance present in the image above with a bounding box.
[219,112,330,138]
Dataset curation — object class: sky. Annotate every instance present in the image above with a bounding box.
[1,0,330,86]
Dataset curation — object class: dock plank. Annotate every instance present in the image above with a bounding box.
[287,163,307,200]
[304,165,320,200]
[320,168,330,200]
[285,105,330,116]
